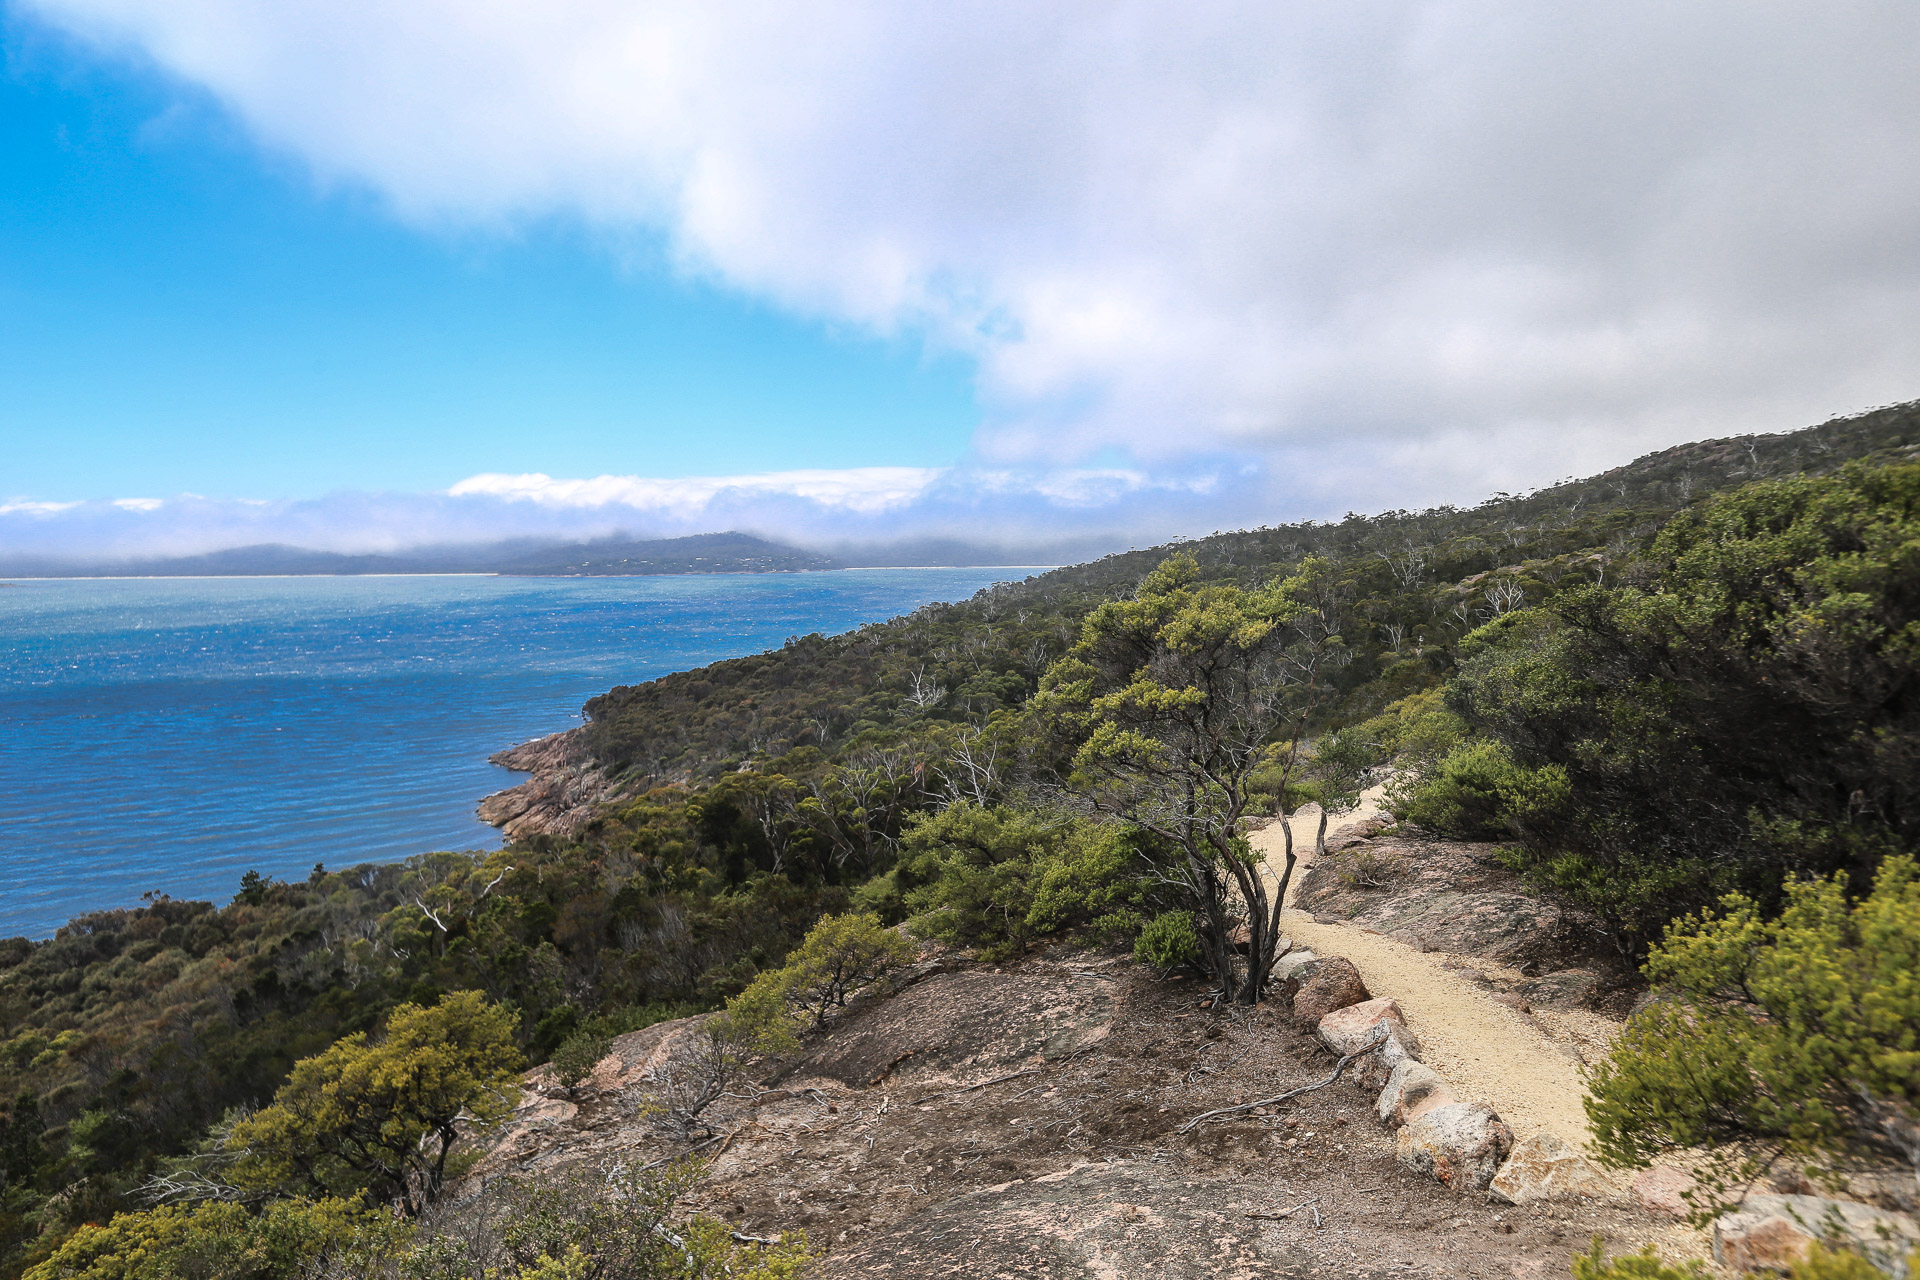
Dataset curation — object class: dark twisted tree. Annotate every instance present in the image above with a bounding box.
[1037,552,1346,1003]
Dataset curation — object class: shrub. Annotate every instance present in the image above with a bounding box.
[547,1030,612,1096]
[1569,1238,1707,1280]
[1133,911,1201,974]
[1789,1245,1905,1280]
[1446,462,1920,947]
[896,805,1143,958]
[227,992,523,1214]
[363,1160,807,1280]
[1396,739,1540,839]
[775,911,914,1029]
[1328,845,1399,889]
[1362,688,1470,784]
[637,980,801,1139]
[23,1196,393,1280]
[1024,821,1144,943]
[898,806,1056,956]
[1585,857,1920,1205]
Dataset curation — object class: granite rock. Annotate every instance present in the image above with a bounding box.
[1375,1060,1454,1128]
[1394,1102,1515,1194]
[1488,1131,1610,1204]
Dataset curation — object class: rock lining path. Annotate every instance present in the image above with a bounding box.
[1254,803,1727,1266]
[1251,795,1606,1155]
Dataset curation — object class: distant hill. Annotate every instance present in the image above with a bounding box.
[494,532,844,575]
[0,532,847,578]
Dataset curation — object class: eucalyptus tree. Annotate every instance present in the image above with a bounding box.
[1038,552,1346,1003]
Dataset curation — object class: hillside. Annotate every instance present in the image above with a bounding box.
[468,840,1674,1280]
[4,401,1919,1277]
[484,401,1920,828]
[493,531,844,575]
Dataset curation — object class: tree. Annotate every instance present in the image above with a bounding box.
[227,993,523,1216]
[360,1159,806,1280]
[1296,725,1383,858]
[1037,552,1346,1004]
[769,911,914,1030]
[21,1196,388,1280]
[1445,461,1920,947]
[1585,857,1920,1206]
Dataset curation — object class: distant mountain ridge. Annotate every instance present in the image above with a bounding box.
[0,532,854,578]
[0,530,1086,578]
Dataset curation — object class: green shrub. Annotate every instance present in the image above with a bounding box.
[375,1160,807,1280]
[769,911,913,1030]
[899,806,1056,956]
[1364,688,1470,778]
[23,1196,396,1280]
[1585,857,1920,1205]
[1133,911,1201,973]
[226,992,523,1214]
[894,805,1143,958]
[1025,820,1143,942]
[1789,1245,1904,1280]
[586,1002,700,1039]
[1396,738,1535,838]
[547,1030,612,1095]
[848,865,914,923]
[1569,1238,1707,1280]
[1445,461,1920,947]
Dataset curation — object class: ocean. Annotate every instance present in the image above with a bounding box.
[0,569,1025,938]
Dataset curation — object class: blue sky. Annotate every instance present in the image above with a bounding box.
[0,18,978,501]
[7,2,1920,560]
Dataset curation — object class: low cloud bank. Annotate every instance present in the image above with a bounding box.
[0,462,1261,569]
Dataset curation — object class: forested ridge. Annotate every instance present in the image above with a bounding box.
[578,402,1920,785]
[3,401,1919,1277]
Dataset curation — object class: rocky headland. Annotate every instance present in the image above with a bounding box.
[478,728,627,841]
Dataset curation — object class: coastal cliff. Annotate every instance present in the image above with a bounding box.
[479,728,628,840]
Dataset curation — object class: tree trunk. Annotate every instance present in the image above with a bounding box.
[1252,847,1298,995]
[1194,854,1238,1002]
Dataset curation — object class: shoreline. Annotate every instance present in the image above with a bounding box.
[0,565,1056,581]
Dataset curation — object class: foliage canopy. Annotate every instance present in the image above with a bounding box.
[227,992,522,1215]
[1587,857,1920,1199]
[1435,461,1920,945]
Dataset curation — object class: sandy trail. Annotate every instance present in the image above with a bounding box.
[1250,803,1729,1267]
[1250,796,1609,1154]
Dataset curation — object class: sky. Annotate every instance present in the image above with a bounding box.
[7,2,1920,560]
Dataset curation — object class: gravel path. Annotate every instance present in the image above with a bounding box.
[1250,801,1608,1158]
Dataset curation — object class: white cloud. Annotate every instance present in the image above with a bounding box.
[442,463,1216,517]
[0,462,1259,564]
[0,500,84,516]
[449,467,943,516]
[20,0,1920,497]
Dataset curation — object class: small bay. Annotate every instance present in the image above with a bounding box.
[0,569,1021,937]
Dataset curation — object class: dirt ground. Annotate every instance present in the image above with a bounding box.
[475,945,1683,1279]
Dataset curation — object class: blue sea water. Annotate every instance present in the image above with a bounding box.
[0,570,1025,938]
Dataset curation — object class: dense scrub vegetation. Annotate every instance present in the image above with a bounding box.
[3,403,1919,1274]
[580,402,1920,786]
[1587,857,1920,1193]
[1408,460,1920,946]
